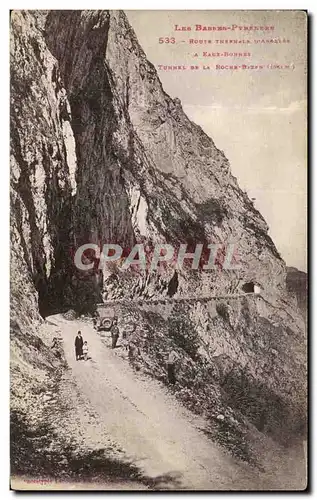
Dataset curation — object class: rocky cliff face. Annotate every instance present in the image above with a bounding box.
[10,10,76,318]
[10,9,306,473]
[286,267,307,320]
[45,10,286,302]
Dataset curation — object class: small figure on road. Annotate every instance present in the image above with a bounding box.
[92,310,100,329]
[83,341,89,361]
[123,323,135,350]
[128,342,141,370]
[75,331,83,360]
[122,330,128,350]
[167,349,178,385]
[111,318,120,349]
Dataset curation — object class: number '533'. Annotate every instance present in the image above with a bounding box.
[159,37,176,44]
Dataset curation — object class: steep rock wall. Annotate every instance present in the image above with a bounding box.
[10,10,306,465]
[10,10,76,316]
[45,10,286,302]
[44,9,306,444]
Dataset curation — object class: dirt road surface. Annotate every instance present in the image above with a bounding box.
[47,314,306,491]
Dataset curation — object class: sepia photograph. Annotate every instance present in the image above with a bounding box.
[10,9,307,491]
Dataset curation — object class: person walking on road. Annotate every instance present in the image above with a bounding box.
[111,318,120,349]
[167,349,178,384]
[83,341,89,361]
[123,323,135,351]
[75,331,84,360]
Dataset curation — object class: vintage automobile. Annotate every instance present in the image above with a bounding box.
[93,304,116,332]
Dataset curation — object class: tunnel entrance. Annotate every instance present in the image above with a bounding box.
[241,282,261,294]
[38,265,103,319]
[242,282,256,294]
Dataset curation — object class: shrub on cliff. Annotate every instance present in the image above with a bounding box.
[168,304,200,361]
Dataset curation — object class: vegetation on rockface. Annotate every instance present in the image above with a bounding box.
[215,302,230,322]
[11,340,67,480]
[115,297,306,466]
[113,302,257,464]
[167,305,200,361]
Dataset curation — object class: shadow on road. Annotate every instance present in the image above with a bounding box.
[11,410,184,490]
